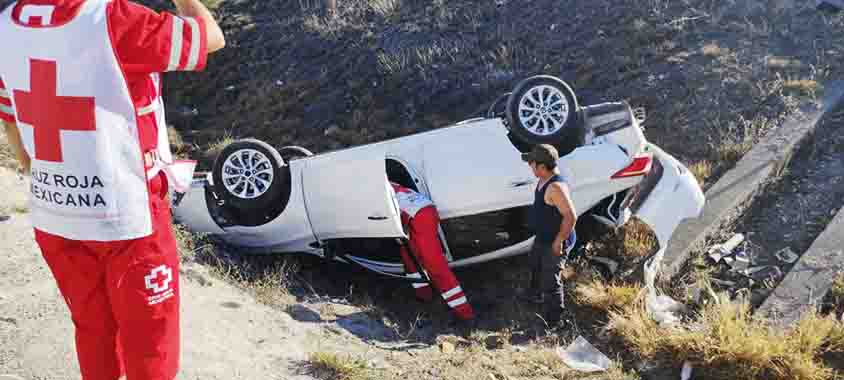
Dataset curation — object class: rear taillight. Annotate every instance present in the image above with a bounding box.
[611,154,653,179]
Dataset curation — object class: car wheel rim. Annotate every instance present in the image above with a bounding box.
[518,85,570,136]
[221,148,274,199]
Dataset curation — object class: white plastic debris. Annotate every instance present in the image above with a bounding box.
[681,361,693,380]
[557,336,611,373]
[646,292,685,326]
[774,247,799,264]
[707,233,745,263]
[723,248,750,272]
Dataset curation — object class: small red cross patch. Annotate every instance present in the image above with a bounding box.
[14,59,96,163]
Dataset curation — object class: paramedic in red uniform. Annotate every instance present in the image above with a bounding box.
[391,182,475,321]
[0,0,225,378]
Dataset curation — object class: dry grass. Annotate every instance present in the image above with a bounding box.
[574,280,643,312]
[701,42,727,57]
[767,56,804,69]
[716,139,753,166]
[783,79,820,94]
[688,160,712,187]
[829,273,844,314]
[168,126,188,158]
[620,219,658,258]
[380,332,640,380]
[0,123,18,170]
[831,274,844,301]
[306,351,378,380]
[607,295,844,380]
[204,131,235,160]
[173,224,297,307]
[249,261,298,307]
[200,0,222,10]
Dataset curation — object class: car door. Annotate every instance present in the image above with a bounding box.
[302,150,406,241]
[422,121,534,219]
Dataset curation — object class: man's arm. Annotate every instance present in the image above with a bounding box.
[172,0,225,52]
[2,120,30,174]
[547,182,577,256]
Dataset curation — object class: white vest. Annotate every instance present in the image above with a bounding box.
[0,0,157,241]
[394,187,433,218]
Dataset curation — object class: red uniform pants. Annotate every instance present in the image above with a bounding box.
[399,206,474,320]
[34,174,180,380]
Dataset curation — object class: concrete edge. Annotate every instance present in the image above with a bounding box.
[757,206,844,325]
[658,80,844,281]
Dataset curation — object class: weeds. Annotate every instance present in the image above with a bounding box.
[621,219,658,258]
[306,351,377,380]
[204,131,235,159]
[168,126,188,158]
[783,79,820,96]
[0,124,18,170]
[173,224,298,308]
[688,160,713,188]
[574,280,643,312]
[702,42,726,57]
[607,296,844,380]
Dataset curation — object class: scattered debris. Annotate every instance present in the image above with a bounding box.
[710,278,736,288]
[681,361,693,380]
[723,247,750,272]
[646,292,685,326]
[774,247,799,264]
[743,266,783,283]
[225,85,236,91]
[275,79,285,86]
[706,233,745,263]
[440,341,456,354]
[589,256,620,276]
[557,336,611,373]
[0,215,9,223]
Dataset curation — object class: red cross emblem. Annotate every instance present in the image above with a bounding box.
[13,59,96,163]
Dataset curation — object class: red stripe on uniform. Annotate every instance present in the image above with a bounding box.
[0,97,11,107]
[176,19,192,71]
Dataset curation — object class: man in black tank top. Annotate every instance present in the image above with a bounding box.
[521,144,578,324]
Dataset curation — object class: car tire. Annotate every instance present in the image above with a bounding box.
[506,75,579,145]
[212,138,288,212]
[278,145,314,162]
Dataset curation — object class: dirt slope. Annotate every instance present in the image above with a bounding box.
[0,167,383,380]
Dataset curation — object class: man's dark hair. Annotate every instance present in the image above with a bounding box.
[537,160,557,171]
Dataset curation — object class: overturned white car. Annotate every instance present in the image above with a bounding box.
[173,75,705,278]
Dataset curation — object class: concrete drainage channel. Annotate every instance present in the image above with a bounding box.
[655,79,844,322]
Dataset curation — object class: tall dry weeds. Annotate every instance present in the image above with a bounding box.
[607,296,844,380]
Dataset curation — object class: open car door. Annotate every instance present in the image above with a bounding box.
[302,151,405,241]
